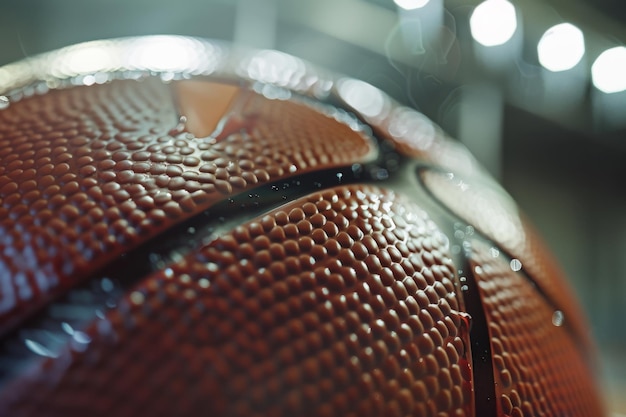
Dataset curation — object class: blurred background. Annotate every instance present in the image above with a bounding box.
[0,0,624,413]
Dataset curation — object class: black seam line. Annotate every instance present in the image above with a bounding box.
[0,161,392,389]
[458,246,499,417]
[0,83,408,385]
[106,164,374,277]
[413,165,588,358]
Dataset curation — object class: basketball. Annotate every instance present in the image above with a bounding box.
[0,36,605,416]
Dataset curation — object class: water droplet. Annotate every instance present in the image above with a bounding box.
[336,172,343,182]
[130,291,145,305]
[61,322,74,335]
[187,226,196,234]
[170,116,188,135]
[454,230,465,239]
[24,339,58,358]
[72,331,91,344]
[0,96,10,109]
[170,251,184,263]
[510,259,522,272]
[461,285,469,291]
[552,310,564,326]
[490,247,500,258]
[100,277,114,293]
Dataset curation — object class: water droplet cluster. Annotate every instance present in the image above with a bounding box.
[419,169,592,349]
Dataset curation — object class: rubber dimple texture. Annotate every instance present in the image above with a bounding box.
[0,45,607,417]
[0,79,374,332]
[468,240,605,417]
[0,185,473,417]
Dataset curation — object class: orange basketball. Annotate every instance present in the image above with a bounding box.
[0,36,605,416]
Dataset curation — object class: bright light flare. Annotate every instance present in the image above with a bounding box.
[337,78,389,119]
[592,46,626,94]
[538,23,585,72]
[61,44,120,75]
[388,107,436,151]
[470,0,518,47]
[394,0,430,10]
[128,36,204,73]
[241,50,306,87]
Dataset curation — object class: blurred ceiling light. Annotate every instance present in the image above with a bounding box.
[470,0,517,47]
[592,46,626,93]
[394,0,430,10]
[538,23,585,72]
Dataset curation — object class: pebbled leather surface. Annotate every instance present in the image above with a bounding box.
[0,78,374,333]
[0,41,606,416]
[1,185,474,417]
[469,239,604,417]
